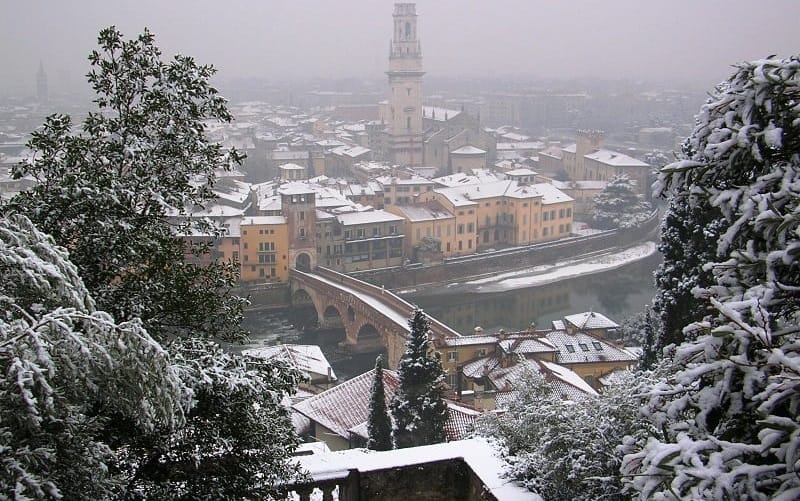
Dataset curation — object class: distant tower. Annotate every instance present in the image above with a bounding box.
[386,3,424,167]
[280,186,317,271]
[36,61,48,105]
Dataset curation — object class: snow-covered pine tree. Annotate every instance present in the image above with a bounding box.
[651,188,725,351]
[366,355,393,451]
[0,215,186,499]
[7,26,246,342]
[390,309,448,449]
[623,55,800,499]
[592,174,653,230]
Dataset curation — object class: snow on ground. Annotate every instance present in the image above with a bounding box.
[447,241,657,293]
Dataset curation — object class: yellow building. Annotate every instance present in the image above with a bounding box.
[386,203,456,260]
[418,180,574,253]
[239,216,289,283]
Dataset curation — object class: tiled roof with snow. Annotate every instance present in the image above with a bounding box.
[422,105,461,121]
[584,149,649,167]
[461,355,501,379]
[433,180,573,205]
[336,210,404,226]
[496,141,544,151]
[278,162,307,171]
[562,143,577,154]
[243,344,336,382]
[391,205,454,222]
[545,330,637,365]
[450,145,486,155]
[539,360,599,398]
[375,175,434,186]
[292,369,400,439]
[444,401,480,441]
[563,311,619,330]
[442,335,499,347]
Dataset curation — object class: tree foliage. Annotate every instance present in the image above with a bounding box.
[366,355,393,451]
[652,192,724,350]
[390,309,448,449]
[2,27,303,499]
[623,55,800,499]
[592,174,653,230]
[476,369,653,501]
[0,215,186,500]
[7,26,246,342]
[117,339,304,499]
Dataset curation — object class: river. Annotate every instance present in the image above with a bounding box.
[240,250,661,380]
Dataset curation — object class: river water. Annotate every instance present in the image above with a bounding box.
[240,251,661,380]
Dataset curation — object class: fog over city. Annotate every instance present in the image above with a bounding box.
[2,0,799,96]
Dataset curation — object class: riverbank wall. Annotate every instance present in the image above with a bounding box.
[351,211,660,292]
[243,211,660,309]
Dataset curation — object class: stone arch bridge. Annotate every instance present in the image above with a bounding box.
[289,267,461,368]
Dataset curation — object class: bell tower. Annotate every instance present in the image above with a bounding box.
[386,3,424,167]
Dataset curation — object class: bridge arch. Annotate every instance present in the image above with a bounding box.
[296,252,312,271]
[321,305,344,329]
[292,288,313,305]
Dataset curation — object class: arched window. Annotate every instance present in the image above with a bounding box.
[405,21,411,39]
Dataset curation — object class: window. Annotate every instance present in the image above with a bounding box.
[543,212,549,221]
[232,251,239,260]
[592,342,603,351]
[566,208,572,217]
[447,351,458,362]
[543,227,548,236]
[550,210,556,220]
[243,243,248,249]
[566,344,575,353]
[457,224,464,234]
[467,223,474,232]
[299,211,305,220]
[259,268,265,277]
[559,208,565,218]
[407,117,411,129]
[579,343,590,352]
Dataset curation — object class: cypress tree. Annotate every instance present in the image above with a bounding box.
[390,309,448,449]
[366,355,393,451]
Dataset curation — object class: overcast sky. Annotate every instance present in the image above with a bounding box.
[1,0,798,96]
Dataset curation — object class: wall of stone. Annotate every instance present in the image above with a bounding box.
[352,211,660,291]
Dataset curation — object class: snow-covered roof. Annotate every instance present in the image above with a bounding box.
[504,168,537,177]
[278,182,317,196]
[443,335,500,347]
[390,204,454,222]
[563,311,619,330]
[293,369,399,439]
[562,143,577,154]
[243,344,336,382]
[433,170,502,188]
[545,330,637,365]
[499,132,530,142]
[422,105,462,122]
[336,210,404,226]
[294,438,536,500]
[450,145,486,156]
[433,180,573,205]
[539,360,599,398]
[279,162,307,171]
[584,149,649,167]
[496,141,544,151]
[241,215,286,226]
[375,175,434,186]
